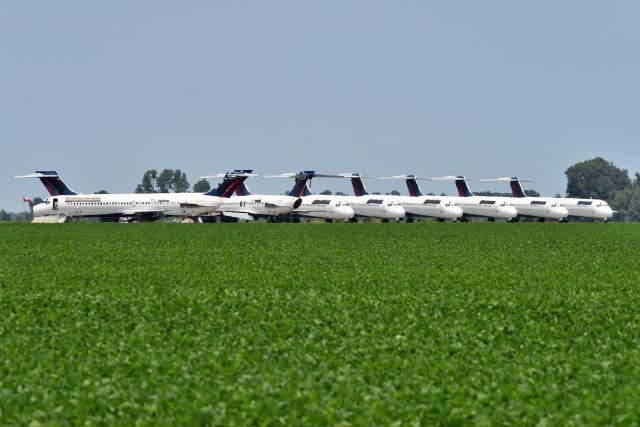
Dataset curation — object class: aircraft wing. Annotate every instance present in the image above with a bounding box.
[121,208,168,218]
[221,211,255,221]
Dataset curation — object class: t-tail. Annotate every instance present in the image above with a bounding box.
[350,173,369,197]
[204,169,253,197]
[287,171,315,197]
[455,176,474,197]
[14,171,77,196]
[509,177,527,198]
[405,175,424,197]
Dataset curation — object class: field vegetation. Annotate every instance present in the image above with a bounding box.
[1,222,640,425]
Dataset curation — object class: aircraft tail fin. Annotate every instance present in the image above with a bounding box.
[347,173,368,196]
[202,169,254,197]
[405,175,424,197]
[235,182,252,196]
[454,176,473,197]
[15,171,78,196]
[509,177,527,198]
[287,171,315,197]
[480,177,531,197]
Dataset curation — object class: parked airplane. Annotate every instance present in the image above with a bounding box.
[200,174,303,222]
[480,177,569,221]
[377,175,463,221]
[265,171,354,221]
[337,173,405,221]
[16,170,251,222]
[484,177,614,221]
[420,176,518,221]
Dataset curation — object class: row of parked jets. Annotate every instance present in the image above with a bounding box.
[16,170,614,223]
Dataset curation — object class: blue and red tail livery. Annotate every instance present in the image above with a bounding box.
[509,177,527,198]
[405,175,423,197]
[234,182,252,196]
[205,169,253,197]
[351,173,369,196]
[288,171,315,197]
[455,176,473,197]
[34,171,77,196]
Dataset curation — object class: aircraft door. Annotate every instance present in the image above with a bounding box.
[52,198,58,210]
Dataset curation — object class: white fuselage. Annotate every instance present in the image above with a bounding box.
[490,197,569,219]
[33,193,222,219]
[529,197,613,220]
[452,196,518,219]
[219,195,301,218]
[347,196,405,219]
[294,196,355,219]
[394,195,463,219]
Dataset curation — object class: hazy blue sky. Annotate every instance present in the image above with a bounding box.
[2,1,639,210]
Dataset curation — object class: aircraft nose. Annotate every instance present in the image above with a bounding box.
[339,206,355,219]
[502,206,518,219]
[385,205,405,219]
[32,203,44,217]
[449,206,464,218]
[557,206,569,218]
[601,206,614,219]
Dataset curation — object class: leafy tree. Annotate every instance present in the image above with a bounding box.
[611,189,640,222]
[173,169,190,193]
[157,169,175,193]
[193,179,211,193]
[0,209,10,221]
[565,157,631,201]
[319,190,332,195]
[136,170,158,193]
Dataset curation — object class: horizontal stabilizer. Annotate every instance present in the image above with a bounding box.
[480,177,534,183]
[377,174,427,180]
[15,172,60,179]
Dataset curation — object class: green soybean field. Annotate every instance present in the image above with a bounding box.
[1,222,640,426]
